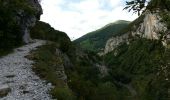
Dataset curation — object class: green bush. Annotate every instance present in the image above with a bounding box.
[104,38,169,99]
[30,21,72,52]
[28,43,77,99]
[50,87,76,100]
[91,82,118,100]
[0,0,38,57]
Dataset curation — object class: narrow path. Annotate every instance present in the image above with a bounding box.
[0,40,53,100]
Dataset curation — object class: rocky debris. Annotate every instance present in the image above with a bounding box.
[0,85,11,98]
[55,49,68,81]
[96,64,108,77]
[0,40,53,100]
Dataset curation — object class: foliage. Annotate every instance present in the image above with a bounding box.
[0,0,38,57]
[28,32,170,100]
[65,50,100,99]
[50,87,76,100]
[30,21,72,52]
[27,43,76,99]
[124,0,147,15]
[74,20,130,52]
[160,12,170,30]
[28,44,62,85]
[124,0,170,15]
[27,41,121,100]
[147,0,170,11]
[29,21,108,99]
[104,38,170,99]
[91,82,121,100]
[64,44,131,100]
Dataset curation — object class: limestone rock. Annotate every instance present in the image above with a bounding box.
[104,33,129,54]
[131,10,167,40]
[0,85,11,98]
[103,10,170,55]
[16,0,42,43]
[55,49,68,82]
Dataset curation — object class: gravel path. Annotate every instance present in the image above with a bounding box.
[0,40,53,100]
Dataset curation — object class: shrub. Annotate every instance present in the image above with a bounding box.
[50,87,76,100]
[30,21,72,52]
[0,0,38,57]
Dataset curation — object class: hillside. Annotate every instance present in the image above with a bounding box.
[74,20,130,52]
[1,0,170,100]
[102,0,170,99]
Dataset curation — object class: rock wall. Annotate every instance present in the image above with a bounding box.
[104,10,169,55]
[131,10,167,40]
[55,49,68,82]
[17,0,42,43]
[104,33,129,54]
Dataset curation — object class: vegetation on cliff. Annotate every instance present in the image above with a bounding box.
[1,0,170,100]
[74,20,130,52]
[29,21,127,100]
[102,0,170,99]
[0,0,40,57]
[30,21,71,52]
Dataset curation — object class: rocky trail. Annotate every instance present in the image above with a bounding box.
[0,40,53,100]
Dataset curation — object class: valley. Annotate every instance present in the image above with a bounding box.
[0,0,170,100]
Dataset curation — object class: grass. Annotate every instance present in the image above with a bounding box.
[0,49,12,58]
[27,42,75,99]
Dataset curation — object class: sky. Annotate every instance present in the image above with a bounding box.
[40,0,138,40]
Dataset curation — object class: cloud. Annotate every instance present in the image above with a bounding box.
[40,0,138,40]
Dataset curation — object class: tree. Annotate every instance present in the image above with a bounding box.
[124,0,170,15]
[124,0,147,16]
[147,0,170,11]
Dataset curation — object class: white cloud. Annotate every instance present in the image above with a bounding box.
[40,0,138,40]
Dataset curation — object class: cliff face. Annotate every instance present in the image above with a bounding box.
[131,10,167,40]
[18,0,42,43]
[104,33,129,54]
[103,6,170,99]
[0,0,42,44]
[104,10,170,54]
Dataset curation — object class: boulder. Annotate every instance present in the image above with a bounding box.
[0,84,11,98]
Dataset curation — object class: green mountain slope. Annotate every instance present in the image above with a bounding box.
[104,38,170,99]
[74,20,130,52]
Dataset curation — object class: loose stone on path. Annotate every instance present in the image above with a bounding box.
[0,40,53,100]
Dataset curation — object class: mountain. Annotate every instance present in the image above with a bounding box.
[102,0,170,99]
[30,21,104,100]
[1,0,170,100]
[0,0,105,99]
[74,20,130,52]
